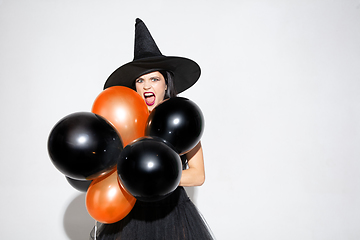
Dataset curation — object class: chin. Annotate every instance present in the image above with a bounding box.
[148,101,160,111]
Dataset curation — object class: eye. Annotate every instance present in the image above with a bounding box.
[151,78,159,82]
[136,79,143,83]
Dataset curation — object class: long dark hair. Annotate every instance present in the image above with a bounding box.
[159,70,177,99]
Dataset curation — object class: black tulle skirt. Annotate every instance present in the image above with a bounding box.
[90,187,214,240]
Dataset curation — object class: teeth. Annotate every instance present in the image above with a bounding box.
[144,93,154,97]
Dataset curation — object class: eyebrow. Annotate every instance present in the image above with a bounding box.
[136,74,161,81]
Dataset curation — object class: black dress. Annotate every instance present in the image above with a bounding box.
[90,157,214,240]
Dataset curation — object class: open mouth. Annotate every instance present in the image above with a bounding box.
[144,92,156,106]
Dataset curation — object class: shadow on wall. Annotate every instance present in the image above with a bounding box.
[63,193,94,240]
[184,186,198,205]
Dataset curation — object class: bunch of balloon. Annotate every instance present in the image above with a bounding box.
[117,97,204,202]
[85,86,150,223]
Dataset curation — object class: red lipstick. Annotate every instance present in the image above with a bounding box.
[144,92,156,106]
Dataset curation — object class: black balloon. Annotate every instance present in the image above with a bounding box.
[146,97,204,155]
[66,176,92,192]
[48,112,123,180]
[117,137,182,202]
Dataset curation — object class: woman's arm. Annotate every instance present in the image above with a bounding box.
[179,141,205,187]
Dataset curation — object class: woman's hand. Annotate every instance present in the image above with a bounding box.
[179,141,205,187]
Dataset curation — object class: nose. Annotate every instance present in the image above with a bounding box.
[143,80,151,90]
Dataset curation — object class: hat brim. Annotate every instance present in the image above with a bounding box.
[104,56,201,93]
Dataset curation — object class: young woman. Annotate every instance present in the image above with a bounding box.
[90,18,214,240]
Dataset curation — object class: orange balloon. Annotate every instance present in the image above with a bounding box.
[92,86,149,147]
[86,169,136,223]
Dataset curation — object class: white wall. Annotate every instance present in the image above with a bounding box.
[1,0,359,239]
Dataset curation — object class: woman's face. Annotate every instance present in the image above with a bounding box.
[135,71,167,111]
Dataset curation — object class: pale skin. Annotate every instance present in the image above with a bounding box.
[135,71,205,187]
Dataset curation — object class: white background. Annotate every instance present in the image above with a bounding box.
[1,0,360,239]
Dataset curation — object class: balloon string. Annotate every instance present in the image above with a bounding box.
[94,220,97,240]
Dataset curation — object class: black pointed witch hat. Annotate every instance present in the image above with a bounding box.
[104,18,201,93]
